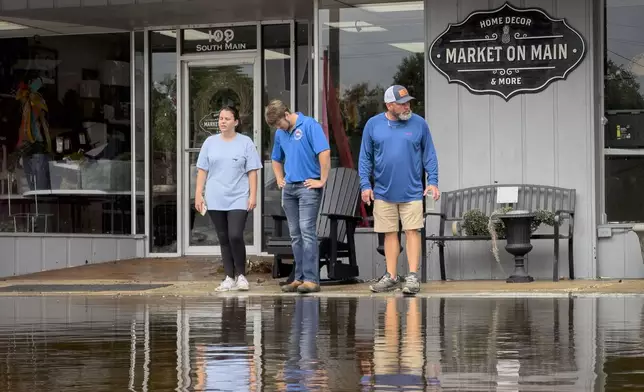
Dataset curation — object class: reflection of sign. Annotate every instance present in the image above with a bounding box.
[428,2,586,100]
[25,46,58,85]
[630,53,644,77]
[199,111,220,133]
[181,25,257,55]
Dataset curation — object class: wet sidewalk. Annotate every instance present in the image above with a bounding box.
[0,257,643,297]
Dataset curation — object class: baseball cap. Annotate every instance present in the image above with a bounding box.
[384,85,415,104]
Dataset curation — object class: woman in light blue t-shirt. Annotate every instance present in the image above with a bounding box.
[195,106,262,292]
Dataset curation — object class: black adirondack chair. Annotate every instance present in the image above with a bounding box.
[266,167,362,281]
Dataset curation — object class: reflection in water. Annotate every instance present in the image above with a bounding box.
[1,296,644,390]
[194,297,254,390]
[364,297,440,391]
[281,297,324,390]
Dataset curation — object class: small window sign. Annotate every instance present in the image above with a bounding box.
[497,186,519,204]
[181,26,257,55]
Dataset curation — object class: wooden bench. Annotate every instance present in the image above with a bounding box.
[266,167,362,281]
[424,184,575,282]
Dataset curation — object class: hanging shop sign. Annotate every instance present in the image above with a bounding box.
[199,111,220,133]
[428,2,586,100]
[181,25,257,55]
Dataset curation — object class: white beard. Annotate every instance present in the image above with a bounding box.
[397,111,412,121]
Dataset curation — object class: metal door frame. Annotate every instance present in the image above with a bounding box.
[180,53,262,256]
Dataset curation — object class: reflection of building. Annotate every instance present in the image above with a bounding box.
[436,298,594,391]
[0,296,639,390]
[0,0,638,282]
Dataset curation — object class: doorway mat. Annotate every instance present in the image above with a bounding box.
[0,284,171,292]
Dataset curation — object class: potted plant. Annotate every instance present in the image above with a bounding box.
[460,207,562,282]
[461,207,557,238]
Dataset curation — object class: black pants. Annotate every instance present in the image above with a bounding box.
[221,297,247,343]
[209,210,248,278]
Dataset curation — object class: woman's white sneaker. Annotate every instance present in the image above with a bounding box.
[215,276,236,292]
[235,275,250,291]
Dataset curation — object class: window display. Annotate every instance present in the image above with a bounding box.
[0,33,133,234]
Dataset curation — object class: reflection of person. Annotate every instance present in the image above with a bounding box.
[16,78,52,191]
[194,297,254,391]
[283,297,321,390]
[195,105,262,292]
[358,85,440,295]
[363,297,441,390]
[265,100,330,294]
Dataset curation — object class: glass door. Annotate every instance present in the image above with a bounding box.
[182,56,261,255]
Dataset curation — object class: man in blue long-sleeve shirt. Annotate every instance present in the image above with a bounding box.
[358,85,440,295]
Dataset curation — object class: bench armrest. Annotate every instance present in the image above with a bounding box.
[263,213,287,222]
[321,213,363,223]
[264,214,287,237]
[554,209,574,238]
[554,210,574,226]
[554,209,574,219]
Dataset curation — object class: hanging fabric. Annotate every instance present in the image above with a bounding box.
[16,78,51,153]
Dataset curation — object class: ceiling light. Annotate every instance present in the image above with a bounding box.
[323,21,387,32]
[0,21,28,31]
[265,50,291,60]
[606,0,644,7]
[324,21,370,28]
[340,26,387,32]
[389,42,425,53]
[182,30,211,41]
[358,1,424,13]
[157,30,214,41]
[156,30,177,39]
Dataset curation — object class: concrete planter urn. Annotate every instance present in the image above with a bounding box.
[496,210,537,283]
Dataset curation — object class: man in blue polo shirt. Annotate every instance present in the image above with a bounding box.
[359,85,440,295]
[266,99,330,294]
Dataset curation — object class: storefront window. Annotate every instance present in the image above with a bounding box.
[0,33,133,234]
[149,31,178,252]
[134,32,145,234]
[296,22,312,116]
[318,0,425,220]
[605,156,644,222]
[604,1,644,222]
[262,24,291,249]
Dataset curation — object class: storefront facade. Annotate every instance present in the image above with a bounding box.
[0,0,638,281]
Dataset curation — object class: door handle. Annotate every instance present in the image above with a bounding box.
[184,148,201,153]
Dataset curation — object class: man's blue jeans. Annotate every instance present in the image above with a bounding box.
[282,183,321,284]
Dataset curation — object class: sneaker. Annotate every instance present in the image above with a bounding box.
[402,272,420,295]
[215,276,236,292]
[369,273,400,293]
[235,275,249,291]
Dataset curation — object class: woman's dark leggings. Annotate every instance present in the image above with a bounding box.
[209,210,248,278]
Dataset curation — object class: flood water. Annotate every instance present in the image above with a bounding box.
[0,295,643,391]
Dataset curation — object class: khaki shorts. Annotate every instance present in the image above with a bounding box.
[373,199,423,233]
